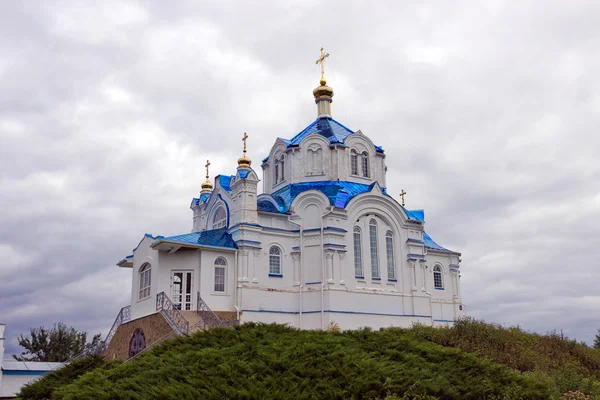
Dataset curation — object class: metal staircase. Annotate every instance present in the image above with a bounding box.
[190,292,238,331]
[156,291,190,335]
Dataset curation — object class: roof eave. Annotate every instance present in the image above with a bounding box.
[151,239,237,253]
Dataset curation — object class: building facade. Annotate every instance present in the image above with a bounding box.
[108,59,465,359]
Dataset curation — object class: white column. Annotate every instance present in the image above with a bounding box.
[409,261,417,292]
[420,261,427,292]
[338,252,346,285]
[292,253,300,286]
[252,251,259,283]
[241,250,249,282]
[326,251,334,284]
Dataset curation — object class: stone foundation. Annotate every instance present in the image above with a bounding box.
[104,312,174,361]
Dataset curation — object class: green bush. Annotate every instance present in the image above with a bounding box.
[406,318,600,398]
[18,355,118,400]
[25,323,550,400]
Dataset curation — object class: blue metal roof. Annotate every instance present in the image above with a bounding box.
[257,199,281,213]
[160,227,237,249]
[218,175,235,193]
[270,181,387,213]
[423,232,454,253]
[406,209,424,222]
[238,169,251,179]
[284,117,354,146]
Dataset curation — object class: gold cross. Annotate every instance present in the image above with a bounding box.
[400,189,407,207]
[242,132,248,155]
[315,47,330,78]
[205,160,210,180]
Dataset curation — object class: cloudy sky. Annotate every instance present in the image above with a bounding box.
[1,0,599,356]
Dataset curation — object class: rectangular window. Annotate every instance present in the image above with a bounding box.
[214,267,225,292]
[351,154,358,175]
[139,268,151,300]
[353,230,363,277]
[369,224,379,279]
[361,156,369,177]
[386,235,395,280]
[269,255,281,274]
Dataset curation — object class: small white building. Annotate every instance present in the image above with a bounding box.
[0,324,64,399]
[107,62,465,359]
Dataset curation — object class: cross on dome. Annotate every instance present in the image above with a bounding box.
[238,132,252,168]
[201,159,213,191]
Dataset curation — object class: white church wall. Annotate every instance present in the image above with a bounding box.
[130,237,159,321]
[199,250,235,312]
[156,249,199,304]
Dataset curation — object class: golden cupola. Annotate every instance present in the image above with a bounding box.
[201,160,213,192]
[313,47,334,117]
[237,132,252,168]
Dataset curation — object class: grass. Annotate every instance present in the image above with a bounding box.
[19,319,600,399]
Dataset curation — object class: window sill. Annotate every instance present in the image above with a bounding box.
[434,288,445,290]
[387,279,398,282]
[136,296,151,303]
[355,275,365,279]
[211,291,229,296]
[350,174,371,180]
[269,273,283,278]
[372,277,381,281]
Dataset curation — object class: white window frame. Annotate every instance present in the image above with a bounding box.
[369,219,380,279]
[350,149,359,175]
[386,230,395,280]
[138,263,151,300]
[361,151,369,177]
[214,257,227,293]
[212,207,227,229]
[269,246,282,275]
[433,265,444,289]
[353,226,363,277]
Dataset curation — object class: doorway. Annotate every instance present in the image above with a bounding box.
[171,271,193,310]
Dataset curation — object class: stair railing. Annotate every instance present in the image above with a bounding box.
[192,292,238,331]
[156,291,190,335]
[69,305,130,362]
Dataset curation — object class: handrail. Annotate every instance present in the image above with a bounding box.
[69,305,130,362]
[156,291,190,335]
[191,292,238,331]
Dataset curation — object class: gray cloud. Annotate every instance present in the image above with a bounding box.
[1,0,599,355]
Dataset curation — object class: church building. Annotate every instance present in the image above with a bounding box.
[105,50,465,360]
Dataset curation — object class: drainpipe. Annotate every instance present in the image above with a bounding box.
[320,207,335,330]
[234,249,240,320]
[288,218,303,329]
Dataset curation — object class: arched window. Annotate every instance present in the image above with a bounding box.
[280,155,285,181]
[361,151,369,177]
[386,231,395,280]
[350,149,358,175]
[214,257,227,292]
[353,226,363,277]
[212,207,227,229]
[369,219,379,279]
[138,263,151,300]
[274,159,280,185]
[433,266,444,289]
[269,246,281,275]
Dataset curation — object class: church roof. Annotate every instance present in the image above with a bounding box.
[271,117,384,153]
[159,227,237,250]
[282,117,354,146]
[219,175,235,193]
[270,181,387,213]
[423,232,456,254]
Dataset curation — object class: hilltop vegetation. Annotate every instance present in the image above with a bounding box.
[19,319,600,400]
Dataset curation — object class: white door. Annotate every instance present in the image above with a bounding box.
[171,271,193,310]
